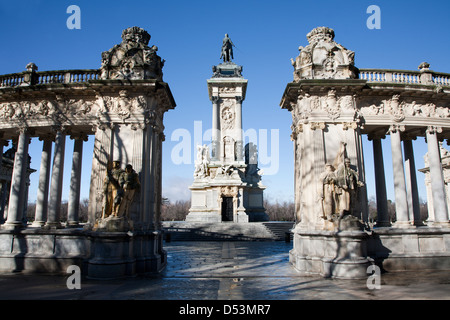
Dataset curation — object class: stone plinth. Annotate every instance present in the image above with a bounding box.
[368,227,450,271]
[0,228,167,278]
[289,229,373,279]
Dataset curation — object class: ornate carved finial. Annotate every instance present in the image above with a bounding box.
[26,62,38,72]
[121,26,151,46]
[418,62,430,71]
[292,27,357,81]
[306,27,335,44]
[100,27,164,81]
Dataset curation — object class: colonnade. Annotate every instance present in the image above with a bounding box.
[1,128,89,230]
[369,125,449,227]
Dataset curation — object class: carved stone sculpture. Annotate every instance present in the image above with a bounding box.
[194,144,210,178]
[118,164,141,218]
[101,160,125,219]
[291,26,358,81]
[335,158,364,218]
[100,26,165,81]
[320,163,337,220]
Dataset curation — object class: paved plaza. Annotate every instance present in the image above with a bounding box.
[0,241,448,302]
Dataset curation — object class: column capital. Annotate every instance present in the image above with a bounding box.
[17,125,35,135]
[387,124,405,134]
[342,122,358,131]
[211,96,220,103]
[38,134,56,142]
[367,132,386,141]
[50,124,68,135]
[310,122,326,131]
[426,126,443,135]
[235,96,243,103]
[130,122,146,131]
[69,133,89,141]
[92,121,113,133]
[401,133,417,142]
[291,123,303,141]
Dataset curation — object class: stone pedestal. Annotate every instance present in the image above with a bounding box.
[289,228,373,279]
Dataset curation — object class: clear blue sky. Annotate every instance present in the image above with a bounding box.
[1,0,449,205]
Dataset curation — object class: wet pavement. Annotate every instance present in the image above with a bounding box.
[0,241,449,301]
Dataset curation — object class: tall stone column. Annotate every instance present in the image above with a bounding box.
[211,96,220,161]
[369,135,390,227]
[389,125,411,227]
[403,137,422,226]
[4,128,31,229]
[88,123,113,225]
[142,124,155,230]
[46,127,66,229]
[131,123,145,224]
[33,137,53,227]
[235,96,243,161]
[426,126,449,226]
[0,137,8,224]
[67,134,87,227]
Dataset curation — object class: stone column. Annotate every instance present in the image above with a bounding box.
[235,96,243,161]
[33,137,53,227]
[311,122,325,228]
[67,134,87,227]
[369,135,390,227]
[4,128,30,229]
[388,125,410,227]
[0,138,7,224]
[131,123,145,224]
[142,124,155,229]
[425,126,449,226]
[46,127,66,229]
[403,137,422,226]
[88,123,113,225]
[211,96,220,161]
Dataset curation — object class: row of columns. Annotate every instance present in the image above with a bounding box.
[1,127,88,230]
[370,125,449,227]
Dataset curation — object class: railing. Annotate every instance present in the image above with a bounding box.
[359,69,450,86]
[0,69,100,88]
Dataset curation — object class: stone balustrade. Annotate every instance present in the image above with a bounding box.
[359,68,450,86]
[0,69,100,87]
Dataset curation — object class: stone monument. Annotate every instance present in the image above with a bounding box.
[186,35,267,223]
[282,26,450,278]
[0,26,175,278]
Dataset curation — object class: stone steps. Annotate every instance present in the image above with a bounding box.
[162,221,294,242]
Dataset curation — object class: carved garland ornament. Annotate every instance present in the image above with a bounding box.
[292,90,356,122]
[360,96,450,120]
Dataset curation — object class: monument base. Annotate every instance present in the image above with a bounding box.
[0,228,166,278]
[289,228,373,279]
[368,226,450,271]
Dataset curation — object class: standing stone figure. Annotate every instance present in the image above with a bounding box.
[320,163,337,220]
[118,164,141,218]
[335,158,363,218]
[220,34,235,62]
[102,160,125,218]
[194,144,209,178]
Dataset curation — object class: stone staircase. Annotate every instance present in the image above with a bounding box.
[162,221,294,242]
